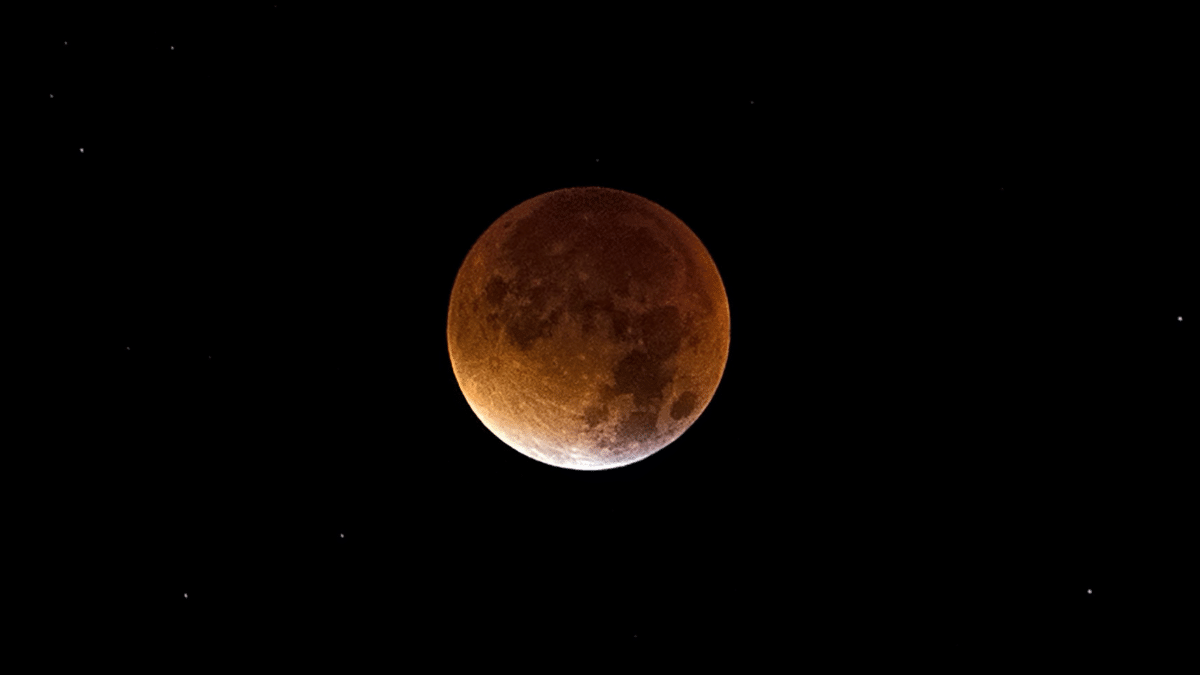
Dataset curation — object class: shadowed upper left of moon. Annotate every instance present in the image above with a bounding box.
[447,186,730,470]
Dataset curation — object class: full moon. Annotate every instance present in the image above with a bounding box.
[447,187,730,470]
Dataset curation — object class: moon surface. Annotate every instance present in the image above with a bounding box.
[447,187,730,470]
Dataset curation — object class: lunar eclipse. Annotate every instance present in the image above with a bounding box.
[447,187,731,470]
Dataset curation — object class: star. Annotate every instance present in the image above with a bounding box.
[184,593,188,598]
[340,533,344,538]
[80,148,84,153]
[1179,316,1183,321]
[1087,589,1092,594]
[49,94,54,98]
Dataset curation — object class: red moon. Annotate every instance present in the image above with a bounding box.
[447,187,730,470]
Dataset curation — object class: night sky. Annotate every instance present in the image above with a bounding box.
[31,4,1191,665]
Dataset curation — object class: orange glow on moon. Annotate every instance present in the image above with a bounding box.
[447,187,730,470]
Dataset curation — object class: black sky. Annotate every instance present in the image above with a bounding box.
[27,3,1192,666]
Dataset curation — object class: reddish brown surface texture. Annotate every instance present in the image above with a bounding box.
[448,187,730,470]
